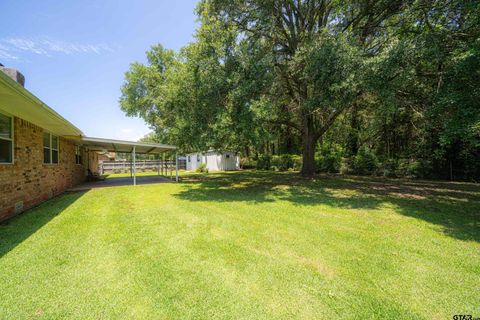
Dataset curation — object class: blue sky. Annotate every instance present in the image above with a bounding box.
[0,0,198,141]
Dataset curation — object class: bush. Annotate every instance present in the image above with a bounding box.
[113,169,122,174]
[316,154,342,173]
[291,155,302,171]
[380,158,397,178]
[240,157,257,169]
[271,154,296,171]
[315,145,343,173]
[392,158,432,178]
[352,147,379,175]
[340,157,354,174]
[256,155,271,170]
[195,163,209,173]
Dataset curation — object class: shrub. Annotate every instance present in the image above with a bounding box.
[256,155,271,170]
[340,157,354,174]
[352,147,379,175]
[195,163,208,173]
[252,154,302,171]
[113,169,122,174]
[316,154,342,173]
[292,155,302,171]
[315,145,343,173]
[394,159,432,178]
[240,157,256,169]
[380,158,397,178]
[271,154,295,171]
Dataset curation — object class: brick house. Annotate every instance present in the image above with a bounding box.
[0,66,176,221]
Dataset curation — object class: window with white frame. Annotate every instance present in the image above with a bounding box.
[0,113,13,163]
[75,145,82,165]
[43,132,59,164]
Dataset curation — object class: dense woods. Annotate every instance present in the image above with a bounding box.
[120,0,479,180]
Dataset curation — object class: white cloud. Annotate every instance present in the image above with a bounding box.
[3,38,49,56]
[0,36,114,61]
[0,44,18,60]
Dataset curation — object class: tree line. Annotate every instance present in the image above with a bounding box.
[120,0,479,180]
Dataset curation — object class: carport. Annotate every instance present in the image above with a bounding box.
[80,137,178,185]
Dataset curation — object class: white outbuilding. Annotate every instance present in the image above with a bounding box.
[186,150,240,171]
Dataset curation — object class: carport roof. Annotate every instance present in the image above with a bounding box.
[81,136,176,154]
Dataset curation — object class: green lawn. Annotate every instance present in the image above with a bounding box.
[0,171,479,319]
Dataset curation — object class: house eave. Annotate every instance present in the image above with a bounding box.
[0,71,83,137]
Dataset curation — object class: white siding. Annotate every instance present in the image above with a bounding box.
[186,151,239,171]
[186,153,203,171]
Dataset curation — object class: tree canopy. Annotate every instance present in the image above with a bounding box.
[120,0,480,180]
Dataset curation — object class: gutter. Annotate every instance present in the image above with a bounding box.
[0,71,84,137]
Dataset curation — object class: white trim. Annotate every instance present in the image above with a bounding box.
[75,145,83,165]
[0,71,84,137]
[81,136,176,150]
[43,131,59,165]
[0,111,14,164]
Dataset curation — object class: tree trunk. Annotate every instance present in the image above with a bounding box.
[300,131,316,177]
[346,103,360,157]
[244,146,250,158]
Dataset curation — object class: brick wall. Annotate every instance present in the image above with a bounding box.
[0,117,86,221]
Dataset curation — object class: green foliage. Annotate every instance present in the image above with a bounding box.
[292,155,303,171]
[196,163,209,173]
[119,0,480,180]
[352,148,380,176]
[380,159,399,178]
[240,157,256,169]
[315,144,344,173]
[244,154,302,172]
[271,154,296,172]
[255,155,271,171]
[396,159,432,179]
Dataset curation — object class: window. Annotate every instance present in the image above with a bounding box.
[197,155,200,162]
[43,132,59,164]
[75,145,82,165]
[187,156,191,162]
[225,154,230,159]
[0,113,13,163]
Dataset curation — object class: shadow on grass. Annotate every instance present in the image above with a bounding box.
[175,171,480,243]
[0,192,86,258]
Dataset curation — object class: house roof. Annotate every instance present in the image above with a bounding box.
[0,70,177,153]
[186,150,237,155]
[0,70,84,137]
[81,136,176,154]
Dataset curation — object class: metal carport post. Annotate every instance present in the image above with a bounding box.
[132,146,136,186]
[175,151,179,182]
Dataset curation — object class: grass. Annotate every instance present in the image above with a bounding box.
[0,171,479,319]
